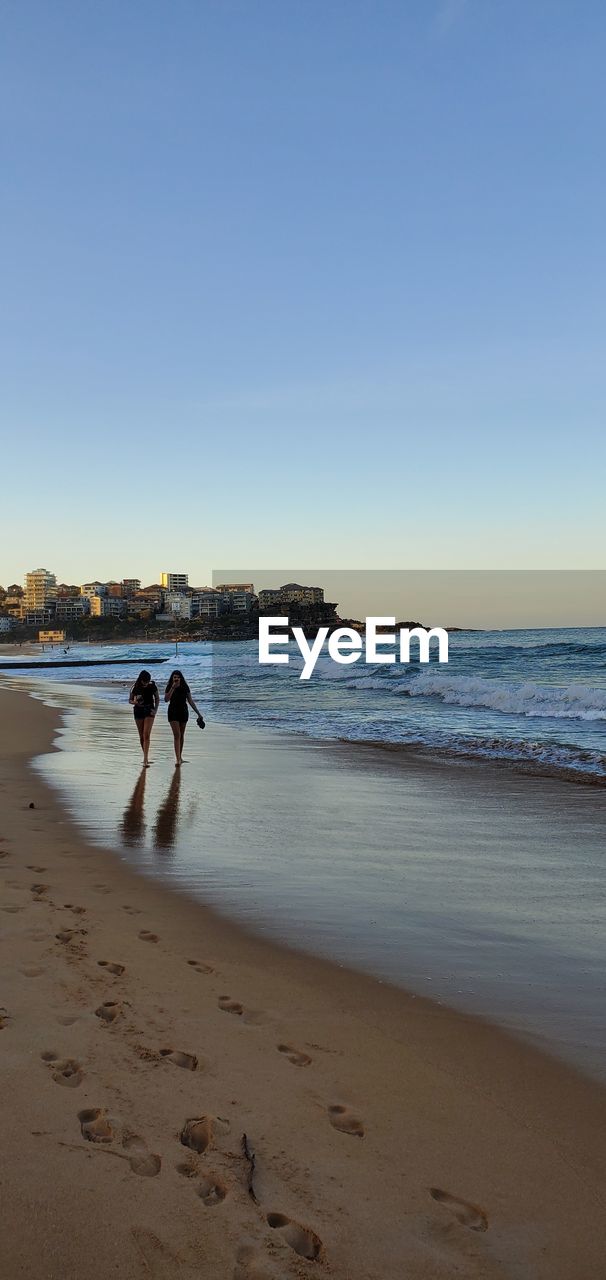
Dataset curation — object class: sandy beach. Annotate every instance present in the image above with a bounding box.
[2,685,606,1279]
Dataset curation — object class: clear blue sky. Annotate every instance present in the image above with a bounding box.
[1,0,604,588]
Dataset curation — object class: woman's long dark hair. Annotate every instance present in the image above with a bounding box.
[131,670,152,697]
[165,669,190,696]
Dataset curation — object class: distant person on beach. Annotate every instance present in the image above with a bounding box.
[164,670,203,767]
[129,669,159,767]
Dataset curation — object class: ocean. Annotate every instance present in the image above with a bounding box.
[7,626,606,783]
[2,626,605,1079]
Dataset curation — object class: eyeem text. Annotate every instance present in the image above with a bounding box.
[259,617,449,680]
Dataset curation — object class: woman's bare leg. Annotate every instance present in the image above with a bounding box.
[170,720,182,766]
[180,723,187,759]
[142,716,155,766]
[135,718,145,754]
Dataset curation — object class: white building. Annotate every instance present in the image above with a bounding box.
[164,592,193,619]
[192,592,228,619]
[24,568,57,612]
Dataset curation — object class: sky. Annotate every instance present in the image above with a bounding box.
[1,0,605,590]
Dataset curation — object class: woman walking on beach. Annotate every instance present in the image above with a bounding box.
[164,670,203,767]
[129,670,160,767]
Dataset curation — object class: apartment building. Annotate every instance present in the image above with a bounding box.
[24,568,57,612]
[160,572,189,591]
[215,584,256,613]
[192,592,229,619]
[163,592,193,619]
[258,583,325,610]
[56,598,90,622]
[90,596,127,618]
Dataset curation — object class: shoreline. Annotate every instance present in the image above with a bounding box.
[2,685,606,1277]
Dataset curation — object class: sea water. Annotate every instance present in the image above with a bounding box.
[3,627,605,1079]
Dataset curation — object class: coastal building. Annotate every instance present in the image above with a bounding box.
[23,608,55,627]
[161,590,232,620]
[0,616,15,632]
[38,629,66,643]
[136,585,164,610]
[56,597,90,622]
[126,599,153,619]
[224,590,255,613]
[122,578,141,595]
[89,596,127,618]
[164,592,194,619]
[80,582,108,600]
[258,583,325,610]
[5,591,25,618]
[192,591,229,619]
[24,568,57,612]
[161,572,189,591]
[215,584,257,613]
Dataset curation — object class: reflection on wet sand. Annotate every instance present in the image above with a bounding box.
[120,768,147,846]
[152,767,182,851]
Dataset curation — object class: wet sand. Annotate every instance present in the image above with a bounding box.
[1,685,606,1279]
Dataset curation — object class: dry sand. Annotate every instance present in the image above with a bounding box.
[1,684,605,1280]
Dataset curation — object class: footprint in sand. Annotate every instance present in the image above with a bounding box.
[78,1107,113,1143]
[187,959,214,974]
[41,1051,84,1088]
[429,1187,488,1232]
[95,1000,123,1024]
[159,1048,198,1071]
[30,883,49,899]
[122,905,141,915]
[2,904,23,914]
[218,995,243,1016]
[57,1014,81,1026]
[180,1115,230,1154]
[26,865,46,872]
[98,960,126,976]
[20,965,44,978]
[233,1243,282,1280]
[277,1043,312,1067]
[93,884,113,895]
[0,850,10,860]
[123,1133,162,1178]
[195,1172,228,1206]
[327,1104,364,1137]
[56,928,87,945]
[0,1007,10,1030]
[180,1116,214,1154]
[130,1230,185,1278]
[63,904,87,915]
[266,1213,323,1261]
[138,930,159,943]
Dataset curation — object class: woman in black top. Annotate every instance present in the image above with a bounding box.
[164,670,202,767]
[128,669,160,767]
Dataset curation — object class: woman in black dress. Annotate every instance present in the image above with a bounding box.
[164,670,203,767]
[128,669,160,767]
